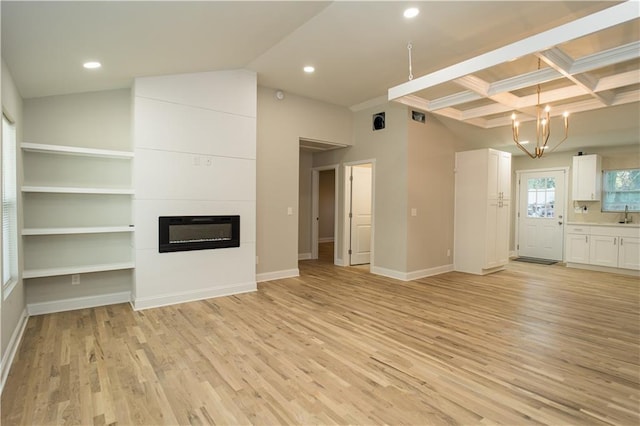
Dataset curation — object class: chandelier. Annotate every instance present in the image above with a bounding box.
[511,59,569,159]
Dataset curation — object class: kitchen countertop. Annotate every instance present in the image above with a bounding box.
[567,221,640,228]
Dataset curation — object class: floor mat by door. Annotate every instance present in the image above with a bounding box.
[513,257,558,265]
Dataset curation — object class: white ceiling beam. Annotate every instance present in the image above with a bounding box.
[427,90,482,111]
[518,85,591,108]
[419,43,639,113]
[455,75,521,108]
[388,1,640,101]
[454,75,489,95]
[393,95,431,113]
[461,103,513,120]
[488,68,560,96]
[570,41,640,75]
[431,107,465,121]
[479,91,640,128]
[538,47,615,106]
[612,89,640,105]
[595,70,640,92]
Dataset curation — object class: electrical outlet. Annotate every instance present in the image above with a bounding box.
[71,274,80,285]
[447,249,451,257]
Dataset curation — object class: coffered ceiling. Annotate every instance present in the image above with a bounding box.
[388,2,639,131]
[2,1,639,155]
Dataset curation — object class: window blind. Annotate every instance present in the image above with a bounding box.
[2,114,18,288]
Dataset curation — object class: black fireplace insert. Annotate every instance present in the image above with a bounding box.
[159,215,240,253]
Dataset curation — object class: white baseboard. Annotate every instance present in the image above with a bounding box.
[370,266,407,281]
[298,252,312,260]
[28,291,132,316]
[318,237,334,243]
[566,262,640,277]
[406,264,454,280]
[1,308,28,395]
[371,264,453,281]
[336,258,345,266]
[133,282,256,311]
[256,269,299,283]
[509,250,517,258]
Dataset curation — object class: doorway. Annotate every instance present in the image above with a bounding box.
[311,165,339,263]
[344,161,374,266]
[516,168,568,261]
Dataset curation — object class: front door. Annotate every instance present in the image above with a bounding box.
[349,165,372,265]
[518,169,566,261]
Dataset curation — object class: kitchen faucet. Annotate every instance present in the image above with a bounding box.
[623,205,631,223]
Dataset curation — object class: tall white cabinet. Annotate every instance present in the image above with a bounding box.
[454,148,512,275]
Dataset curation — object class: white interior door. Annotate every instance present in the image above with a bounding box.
[518,170,565,260]
[350,165,372,265]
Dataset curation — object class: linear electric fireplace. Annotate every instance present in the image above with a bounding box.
[159,215,240,253]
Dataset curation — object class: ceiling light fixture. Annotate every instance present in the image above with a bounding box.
[83,61,102,69]
[403,7,419,18]
[511,58,569,159]
[303,66,315,73]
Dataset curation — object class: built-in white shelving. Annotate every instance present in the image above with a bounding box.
[22,186,135,195]
[22,226,135,236]
[21,142,134,159]
[23,262,136,279]
[21,141,135,280]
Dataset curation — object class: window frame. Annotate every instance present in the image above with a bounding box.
[601,167,640,213]
[2,112,18,297]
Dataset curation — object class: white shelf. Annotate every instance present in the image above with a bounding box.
[22,186,134,195]
[21,142,134,159]
[23,262,135,279]
[22,226,135,236]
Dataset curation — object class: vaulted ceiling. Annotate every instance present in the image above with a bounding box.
[2,1,639,155]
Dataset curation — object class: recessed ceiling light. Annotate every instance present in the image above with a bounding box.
[83,61,102,69]
[404,7,419,18]
[303,66,315,73]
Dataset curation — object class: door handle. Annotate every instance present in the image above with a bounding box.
[558,221,563,225]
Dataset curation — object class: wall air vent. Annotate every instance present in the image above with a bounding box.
[372,112,385,131]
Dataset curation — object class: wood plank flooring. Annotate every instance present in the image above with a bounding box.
[2,249,639,425]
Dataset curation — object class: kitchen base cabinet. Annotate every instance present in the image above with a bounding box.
[565,223,640,276]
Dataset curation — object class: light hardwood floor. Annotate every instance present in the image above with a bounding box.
[2,250,639,425]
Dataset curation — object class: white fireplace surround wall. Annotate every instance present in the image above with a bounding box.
[132,70,257,310]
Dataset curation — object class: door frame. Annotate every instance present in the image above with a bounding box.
[311,164,339,263]
[343,159,376,267]
[515,167,569,260]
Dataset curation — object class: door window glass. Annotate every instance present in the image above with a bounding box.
[527,177,555,218]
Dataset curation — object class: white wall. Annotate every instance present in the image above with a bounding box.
[406,112,457,274]
[1,59,27,390]
[313,102,409,273]
[133,70,257,309]
[256,87,352,280]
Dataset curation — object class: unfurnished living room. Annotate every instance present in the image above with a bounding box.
[1,1,639,425]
